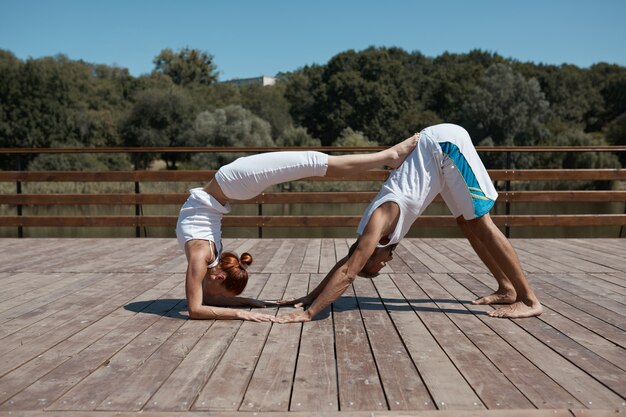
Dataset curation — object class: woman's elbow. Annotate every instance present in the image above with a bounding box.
[187,306,205,320]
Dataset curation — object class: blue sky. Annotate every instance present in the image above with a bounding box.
[1,0,625,80]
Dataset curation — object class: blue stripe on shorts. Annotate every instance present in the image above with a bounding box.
[439,142,495,218]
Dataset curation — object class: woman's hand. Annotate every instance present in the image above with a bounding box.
[238,310,277,322]
[274,310,312,324]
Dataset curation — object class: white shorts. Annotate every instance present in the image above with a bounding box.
[426,124,498,220]
[214,151,329,200]
[357,124,498,245]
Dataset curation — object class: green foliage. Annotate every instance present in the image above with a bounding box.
[119,86,196,169]
[460,64,550,168]
[153,48,218,86]
[0,47,624,176]
[285,47,429,145]
[28,141,131,171]
[604,112,626,165]
[240,82,293,138]
[333,128,378,147]
[189,105,275,168]
[276,126,321,147]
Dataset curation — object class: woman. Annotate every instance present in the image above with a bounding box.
[177,136,418,321]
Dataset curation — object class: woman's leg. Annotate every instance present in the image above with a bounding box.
[325,134,418,176]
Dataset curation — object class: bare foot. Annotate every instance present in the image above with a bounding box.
[386,133,419,169]
[472,291,516,305]
[488,300,543,319]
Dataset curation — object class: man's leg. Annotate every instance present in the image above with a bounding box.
[461,213,543,318]
[325,134,418,176]
[456,216,516,304]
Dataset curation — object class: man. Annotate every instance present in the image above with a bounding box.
[277,123,542,323]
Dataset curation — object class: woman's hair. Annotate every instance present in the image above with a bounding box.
[219,252,253,295]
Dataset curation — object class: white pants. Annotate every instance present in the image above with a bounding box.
[214,151,329,200]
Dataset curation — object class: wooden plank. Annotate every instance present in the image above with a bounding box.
[0,272,135,364]
[261,240,296,273]
[1,168,623,182]
[318,239,337,273]
[143,271,271,411]
[3,190,625,207]
[535,273,626,317]
[45,281,187,411]
[513,240,616,274]
[192,273,289,411]
[96,320,211,411]
[488,169,626,181]
[391,273,534,409]
[464,270,626,371]
[0,239,90,273]
[238,273,309,412]
[452,272,626,408]
[428,273,586,409]
[499,274,626,349]
[526,275,626,331]
[290,273,337,412]
[1,274,183,410]
[399,239,449,273]
[392,241,431,273]
[279,239,308,273]
[351,277,435,410]
[333,285,388,411]
[2,214,625,228]
[299,239,321,273]
[373,275,485,410]
[0,273,171,406]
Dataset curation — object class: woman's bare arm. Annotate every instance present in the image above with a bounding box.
[185,241,275,321]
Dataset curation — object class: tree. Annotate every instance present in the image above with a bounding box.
[276,126,321,147]
[153,48,218,86]
[189,105,275,168]
[516,63,604,130]
[119,87,196,169]
[240,81,293,138]
[460,64,550,168]
[285,47,428,145]
[425,50,499,122]
[604,112,626,165]
[333,127,378,147]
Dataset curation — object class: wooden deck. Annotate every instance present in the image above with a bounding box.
[0,238,624,417]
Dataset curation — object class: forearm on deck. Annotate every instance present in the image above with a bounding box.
[188,304,245,320]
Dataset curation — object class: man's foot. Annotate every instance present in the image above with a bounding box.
[488,300,543,319]
[472,290,516,305]
[386,134,419,169]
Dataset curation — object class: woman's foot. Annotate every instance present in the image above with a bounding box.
[488,300,543,318]
[386,134,419,169]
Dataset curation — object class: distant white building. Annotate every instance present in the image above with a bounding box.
[222,75,276,87]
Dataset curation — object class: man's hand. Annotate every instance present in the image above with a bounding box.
[275,309,312,324]
[275,295,313,308]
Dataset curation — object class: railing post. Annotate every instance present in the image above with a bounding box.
[258,201,263,238]
[505,150,511,238]
[133,153,141,238]
[16,154,23,238]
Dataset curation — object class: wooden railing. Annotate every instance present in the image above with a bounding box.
[1,146,625,238]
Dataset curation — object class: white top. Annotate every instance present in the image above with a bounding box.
[175,188,231,267]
